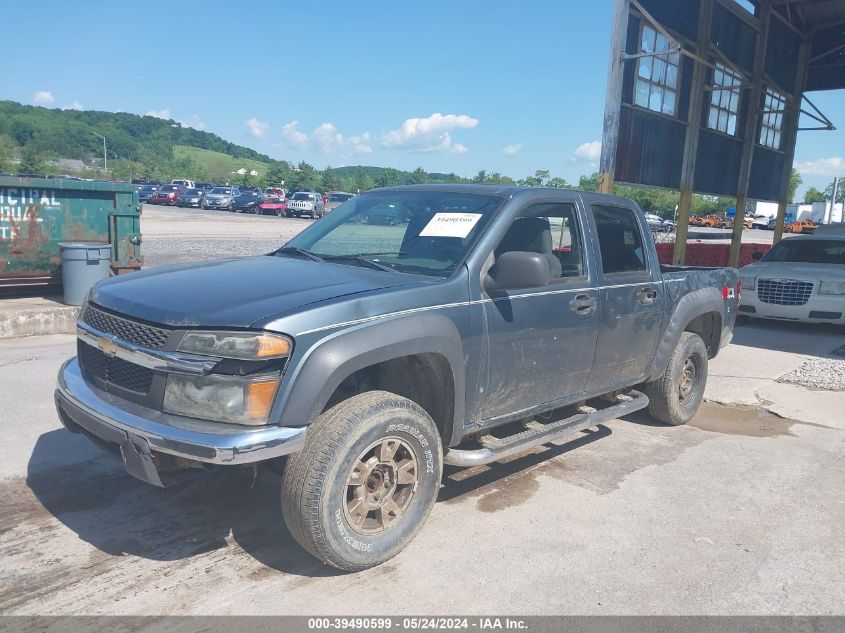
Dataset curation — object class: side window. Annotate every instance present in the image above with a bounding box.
[494,203,585,280]
[592,205,647,275]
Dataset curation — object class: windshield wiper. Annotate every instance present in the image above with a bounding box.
[274,247,324,262]
[322,254,396,272]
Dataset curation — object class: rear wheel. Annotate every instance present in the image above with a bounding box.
[643,332,708,426]
[281,391,442,571]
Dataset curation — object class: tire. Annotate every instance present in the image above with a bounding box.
[281,391,443,572]
[643,332,708,426]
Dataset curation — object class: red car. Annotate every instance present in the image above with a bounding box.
[257,197,288,216]
[149,184,184,206]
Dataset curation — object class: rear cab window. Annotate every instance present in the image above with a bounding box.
[590,204,649,276]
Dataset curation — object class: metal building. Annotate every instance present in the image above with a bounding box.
[599,0,845,265]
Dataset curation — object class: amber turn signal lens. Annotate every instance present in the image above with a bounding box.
[256,334,292,358]
[247,380,278,419]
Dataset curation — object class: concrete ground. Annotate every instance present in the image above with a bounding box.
[1,319,843,616]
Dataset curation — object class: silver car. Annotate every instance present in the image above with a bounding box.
[325,192,356,214]
[202,187,240,211]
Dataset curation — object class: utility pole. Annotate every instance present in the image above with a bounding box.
[830,177,840,223]
[92,132,107,173]
[598,0,629,194]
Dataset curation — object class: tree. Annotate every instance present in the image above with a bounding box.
[374,167,401,188]
[322,165,341,192]
[0,134,16,172]
[824,179,845,204]
[788,168,802,203]
[409,167,428,184]
[547,177,569,189]
[519,169,550,187]
[18,145,45,174]
[444,172,463,184]
[355,171,375,193]
[471,169,488,184]
[578,173,600,192]
[293,161,321,190]
[803,186,827,203]
[262,160,293,188]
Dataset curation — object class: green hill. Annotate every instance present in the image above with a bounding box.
[173,146,269,180]
[0,100,271,180]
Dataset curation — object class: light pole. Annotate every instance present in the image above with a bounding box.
[92,132,107,173]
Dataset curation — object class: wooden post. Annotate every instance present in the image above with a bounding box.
[599,0,629,194]
[673,0,714,265]
[729,1,771,268]
[773,35,811,244]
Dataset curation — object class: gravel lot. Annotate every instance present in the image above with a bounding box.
[139,204,312,268]
[778,357,845,391]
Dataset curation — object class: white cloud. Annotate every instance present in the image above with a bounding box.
[282,121,373,155]
[61,101,83,111]
[181,115,206,130]
[245,117,270,139]
[502,143,523,156]
[282,121,310,150]
[571,140,602,163]
[33,91,55,105]
[145,108,172,119]
[794,157,845,178]
[381,113,478,153]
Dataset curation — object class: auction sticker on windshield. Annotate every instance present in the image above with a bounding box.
[419,213,483,239]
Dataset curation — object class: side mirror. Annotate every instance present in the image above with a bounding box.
[485,251,550,293]
[751,251,763,261]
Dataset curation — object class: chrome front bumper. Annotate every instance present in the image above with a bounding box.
[55,358,307,484]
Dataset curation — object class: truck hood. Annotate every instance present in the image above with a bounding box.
[90,256,422,328]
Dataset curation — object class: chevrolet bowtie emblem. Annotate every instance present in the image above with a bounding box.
[97,337,119,357]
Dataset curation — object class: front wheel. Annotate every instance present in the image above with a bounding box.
[281,391,443,571]
[643,332,708,426]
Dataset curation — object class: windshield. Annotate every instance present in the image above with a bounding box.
[210,188,232,195]
[267,198,285,204]
[280,189,504,276]
[293,193,313,200]
[183,189,201,195]
[330,193,354,202]
[762,238,845,265]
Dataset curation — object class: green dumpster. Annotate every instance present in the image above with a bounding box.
[0,176,143,290]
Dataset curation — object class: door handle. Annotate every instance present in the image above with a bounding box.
[637,287,658,304]
[569,294,596,314]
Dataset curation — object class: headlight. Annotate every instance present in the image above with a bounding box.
[178,331,292,359]
[819,281,845,295]
[164,373,279,425]
[740,276,756,290]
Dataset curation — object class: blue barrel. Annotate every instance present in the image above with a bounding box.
[58,242,111,305]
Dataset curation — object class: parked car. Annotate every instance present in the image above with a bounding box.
[137,185,159,203]
[287,191,325,218]
[234,191,265,213]
[264,187,286,199]
[784,219,819,234]
[149,184,185,206]
[746,215,771,230]
[176,188,205,208]
[366,203,403,225]
[171,179,195,189]
[325,191,356,213]
[202,186,239,211]
[56,184,739,571]
[644,213,673,232]
[257,197,288,216]
[739,224,845,323]
[195,182,216,192]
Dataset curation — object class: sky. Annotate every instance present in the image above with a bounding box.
[5,0,844,197]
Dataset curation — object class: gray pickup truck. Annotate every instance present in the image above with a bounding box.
[55,185,739,571]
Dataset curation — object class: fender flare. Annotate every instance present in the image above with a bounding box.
[275,313,466,445]
[645,287,724,382]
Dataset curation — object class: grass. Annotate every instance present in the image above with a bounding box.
[173,145,270,180]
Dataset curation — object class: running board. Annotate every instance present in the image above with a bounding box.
[443,390,649,467]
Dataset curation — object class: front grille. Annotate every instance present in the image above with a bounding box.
[78,341,154,394]
[82,304,170,349]
[757,279,814,306]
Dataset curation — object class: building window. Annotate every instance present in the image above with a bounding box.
[707,63,741,136]
[635,25,680,116]
[759,88,785,150]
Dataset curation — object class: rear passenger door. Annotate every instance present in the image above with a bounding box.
[586,204,664,391]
